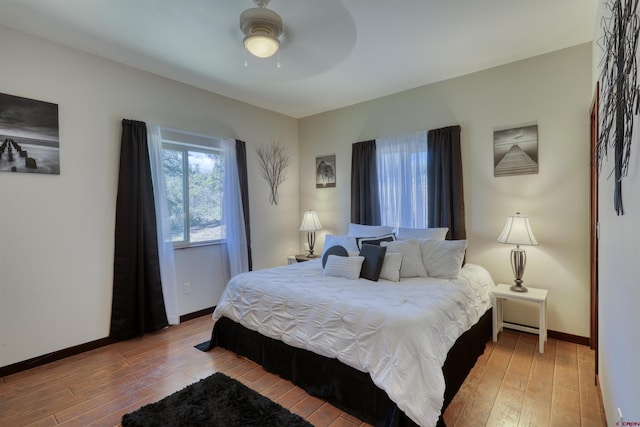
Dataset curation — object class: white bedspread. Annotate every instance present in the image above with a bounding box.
[212,260,494,427]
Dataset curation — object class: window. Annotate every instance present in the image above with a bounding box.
[376,130,428,229]
[161,131,225,247]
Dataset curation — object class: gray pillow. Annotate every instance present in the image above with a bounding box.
[359,244,387,281]
[322,245,349,268]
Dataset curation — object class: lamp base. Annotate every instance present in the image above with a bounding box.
[509,248,528,292]
[510,279,528,292]
[306,232,318,259]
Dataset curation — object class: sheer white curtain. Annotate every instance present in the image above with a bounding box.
[146,124,179,325]
[222,139,249,277]
[376,130,428,229]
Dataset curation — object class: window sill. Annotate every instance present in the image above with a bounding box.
[174,241,225,250]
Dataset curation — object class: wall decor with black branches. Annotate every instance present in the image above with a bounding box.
[256,141,292,206]
[598,0,640,215]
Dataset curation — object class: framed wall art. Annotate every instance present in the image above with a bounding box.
[493,124,538,177]
[0,92,60,175]
[316,154,336,188]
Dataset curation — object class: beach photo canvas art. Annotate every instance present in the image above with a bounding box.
[494,124,538,177]
[0,92,59,175]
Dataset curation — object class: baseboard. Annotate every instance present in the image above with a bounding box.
[548,329,590,346]
[180,306,215,323]
[502,322,590,346]
[0,308,217,378]
[0,336,116,378]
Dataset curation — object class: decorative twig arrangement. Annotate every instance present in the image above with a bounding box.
[256,141,292,205]
[598,0,640,215]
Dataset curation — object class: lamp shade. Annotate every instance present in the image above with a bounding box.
[299,210,322,232]
[497,212,538,246]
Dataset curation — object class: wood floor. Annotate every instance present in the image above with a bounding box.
[0,315,606,427]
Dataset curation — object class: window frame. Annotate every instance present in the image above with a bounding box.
[161,134,225,249]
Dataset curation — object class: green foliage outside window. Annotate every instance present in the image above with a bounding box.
[163,145,224,245]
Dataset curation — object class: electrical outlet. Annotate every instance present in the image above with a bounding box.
[183,282,192,295]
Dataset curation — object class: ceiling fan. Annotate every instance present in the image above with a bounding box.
[239,0,284,59]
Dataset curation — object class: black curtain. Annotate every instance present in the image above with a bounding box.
[110,119,168,340]
[427,125,466,240]
[351,140,381,225]
[235,139,253,271]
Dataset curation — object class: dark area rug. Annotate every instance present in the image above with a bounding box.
[122,372,313,427]
[194,340,210,352]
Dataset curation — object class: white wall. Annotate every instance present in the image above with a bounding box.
[0,25,300,368]
[173,245,229,316]
[299,43,592,338]
[592,3,640,425]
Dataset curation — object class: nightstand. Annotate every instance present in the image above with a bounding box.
[287,254,317,264]
[491,283,549,353]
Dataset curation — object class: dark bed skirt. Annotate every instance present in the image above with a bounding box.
[207,308,492,427]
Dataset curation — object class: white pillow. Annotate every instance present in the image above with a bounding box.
[379,252,403,282]
[348,223,394,237]
[381,240,427,278]
[323,255,365,280]
[322,234,359,256]
[396,227,449,240]
[420,239,467,279]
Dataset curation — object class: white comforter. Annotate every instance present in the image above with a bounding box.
[212,260,494,427]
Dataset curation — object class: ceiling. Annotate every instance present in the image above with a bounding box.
[0,1,598,118]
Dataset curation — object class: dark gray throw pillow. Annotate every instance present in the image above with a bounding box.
[322,245,349,268]
[359,244,387,281]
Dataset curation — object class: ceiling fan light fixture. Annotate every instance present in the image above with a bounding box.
[240,4,283,59]
[244,33,280,58]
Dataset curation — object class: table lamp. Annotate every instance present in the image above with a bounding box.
[299,210,322,257]
[497,212,538,292]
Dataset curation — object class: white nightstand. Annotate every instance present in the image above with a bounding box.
[491,283,549,353]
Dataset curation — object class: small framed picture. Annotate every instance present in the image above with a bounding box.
[494,124,538,177]
[316,154,336,188]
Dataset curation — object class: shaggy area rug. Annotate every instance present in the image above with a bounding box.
[122,372,313,427]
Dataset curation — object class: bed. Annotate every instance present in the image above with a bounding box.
[205,237,494,427]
